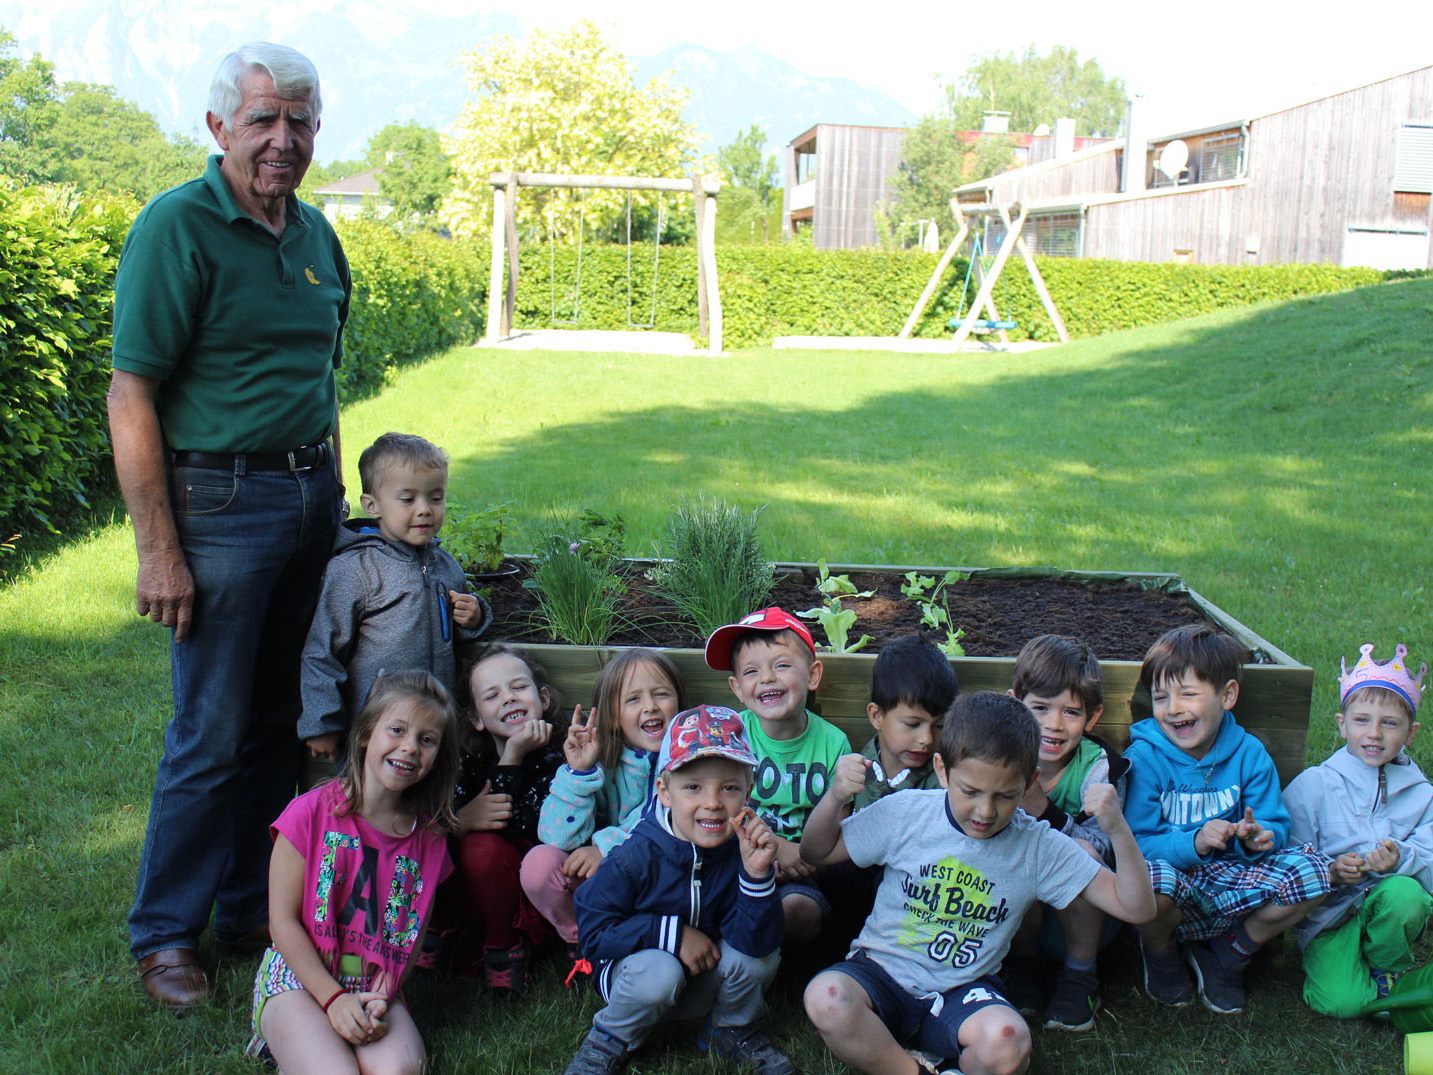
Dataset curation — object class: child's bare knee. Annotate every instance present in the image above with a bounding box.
[803,971,863,1031]
[964,1015,1031,1075]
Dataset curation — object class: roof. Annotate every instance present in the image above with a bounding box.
[314,168,383,196]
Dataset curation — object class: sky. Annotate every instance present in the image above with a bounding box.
[6,0,1432,138]
[500,0,1433,132]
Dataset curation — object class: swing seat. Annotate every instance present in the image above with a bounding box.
[948,318,1017,333]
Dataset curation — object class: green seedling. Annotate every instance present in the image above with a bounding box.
[800,560,874,653]
[902,570,967,656]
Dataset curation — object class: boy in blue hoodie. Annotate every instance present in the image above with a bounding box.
[566,705,793,1075]
[1124,624,1332,1015]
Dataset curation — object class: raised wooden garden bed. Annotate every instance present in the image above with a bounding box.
[483,561,1315,781]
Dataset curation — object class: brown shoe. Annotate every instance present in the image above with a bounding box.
[137,948,209,1010]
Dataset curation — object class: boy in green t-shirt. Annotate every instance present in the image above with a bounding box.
[705,607,852,943]
[1005,634,1129,1033]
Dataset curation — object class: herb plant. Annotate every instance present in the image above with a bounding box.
[798,560,875,654]
[442,502,513,573]
[901,570,968,656]
[524,511,627,645]
[649,497,775,637]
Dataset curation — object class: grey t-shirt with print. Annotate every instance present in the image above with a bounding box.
[842,788,1101,996]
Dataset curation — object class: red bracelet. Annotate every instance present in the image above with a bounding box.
[320,987,346,1013]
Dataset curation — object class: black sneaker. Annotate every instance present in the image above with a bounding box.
[698,1022,795,1075]
[1185,940,1246,1014]
[1043,966,1100,1031]
[563,1026,629,1075]
[1139,937,1194,1007]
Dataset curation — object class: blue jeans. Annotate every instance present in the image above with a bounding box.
[129,457,339,958]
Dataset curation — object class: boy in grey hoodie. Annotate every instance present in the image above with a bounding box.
[298,432,489,760]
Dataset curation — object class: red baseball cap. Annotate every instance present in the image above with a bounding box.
[704,606,816,671]
[661,704,758,773]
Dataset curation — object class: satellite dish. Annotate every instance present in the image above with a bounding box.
[1157,139,1189,181]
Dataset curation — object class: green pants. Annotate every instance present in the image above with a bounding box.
[1302,874,1433,1017]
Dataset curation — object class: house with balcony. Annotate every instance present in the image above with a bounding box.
[781,119,1112,249]
[954,65,1433,269]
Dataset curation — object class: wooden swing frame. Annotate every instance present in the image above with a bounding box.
[900,199,1070,348]
[485,172,723,352]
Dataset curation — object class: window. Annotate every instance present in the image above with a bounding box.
[1394,124,1433,194]
[1024,212,1082,257]
[1197,132,1244,182]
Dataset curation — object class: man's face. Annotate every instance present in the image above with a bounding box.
[207,68,316,210]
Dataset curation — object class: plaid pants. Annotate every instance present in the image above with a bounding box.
[1149,844,1332,941]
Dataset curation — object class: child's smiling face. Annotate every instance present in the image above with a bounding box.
[1018,688,1101,772]
[363,697,444,796]
[470,652,548,742]
[617,659,679,753]
[656,757,752,848]
[1151,671,1237,760]
[728,633,822,737]
[360,462,448,548]
[1338,689,1419,767]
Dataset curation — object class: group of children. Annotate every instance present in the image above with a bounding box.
[246,429,1431,1075]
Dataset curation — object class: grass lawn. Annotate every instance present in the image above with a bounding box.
[2,278,1430,1073]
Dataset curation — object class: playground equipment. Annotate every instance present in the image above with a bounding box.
[486,172,722,352]
[900,199,1069,348]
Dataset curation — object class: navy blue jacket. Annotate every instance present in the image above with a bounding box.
[574,806,782,994]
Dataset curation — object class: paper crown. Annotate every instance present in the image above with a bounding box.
[1340,643,1427,714]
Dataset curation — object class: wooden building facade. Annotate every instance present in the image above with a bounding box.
[956,66,1433,269]
[782,123,907,249]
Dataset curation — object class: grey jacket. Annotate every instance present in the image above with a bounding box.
[1285,746,1433,948]
[298,520,489,741]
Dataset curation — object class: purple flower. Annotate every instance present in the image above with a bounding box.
[569,541,581,553]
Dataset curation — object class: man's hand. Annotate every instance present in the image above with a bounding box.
[456,781,512,831]
[136,546,195,641]
[1365,838,1400,874]
[499,718,553,765]
[562,844,604,880]
[305,732,342,761]
[1195,819,1237,856]
[735,807,777,878]
[561,706,601,772]
[450,590,481,628]
[677,924,719,976]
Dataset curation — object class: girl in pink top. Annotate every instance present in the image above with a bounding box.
[248,670,459,1073]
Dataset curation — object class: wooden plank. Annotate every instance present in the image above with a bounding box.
[515,643,1312,781]
[485,184,506,343]
[693,178,709,339]
[503,172,518,338]
[899,212,968,338]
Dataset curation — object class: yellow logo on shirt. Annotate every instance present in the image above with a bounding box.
[304,266,320,285]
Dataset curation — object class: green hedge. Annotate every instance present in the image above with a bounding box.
[334,221,488,397]
[514,243,1393,348]
[0,195,488,556]
[0,185,134,545]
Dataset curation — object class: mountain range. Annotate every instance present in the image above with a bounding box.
[5,3,916,166]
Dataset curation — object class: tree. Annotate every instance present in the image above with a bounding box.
[442,20,697,240]
[716,124,780,244]
[366,121,451,225]
[40,84,207,197]
[881,112,966,245]
[947,45,1127,137]
[0,30,58,180]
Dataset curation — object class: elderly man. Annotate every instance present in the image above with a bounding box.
[108,42,349,1009]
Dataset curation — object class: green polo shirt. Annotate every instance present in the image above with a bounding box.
[113,154,350,453]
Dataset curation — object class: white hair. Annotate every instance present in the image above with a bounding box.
[208,42,322,126]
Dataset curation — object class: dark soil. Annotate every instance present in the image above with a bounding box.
[481,563,1213,661]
